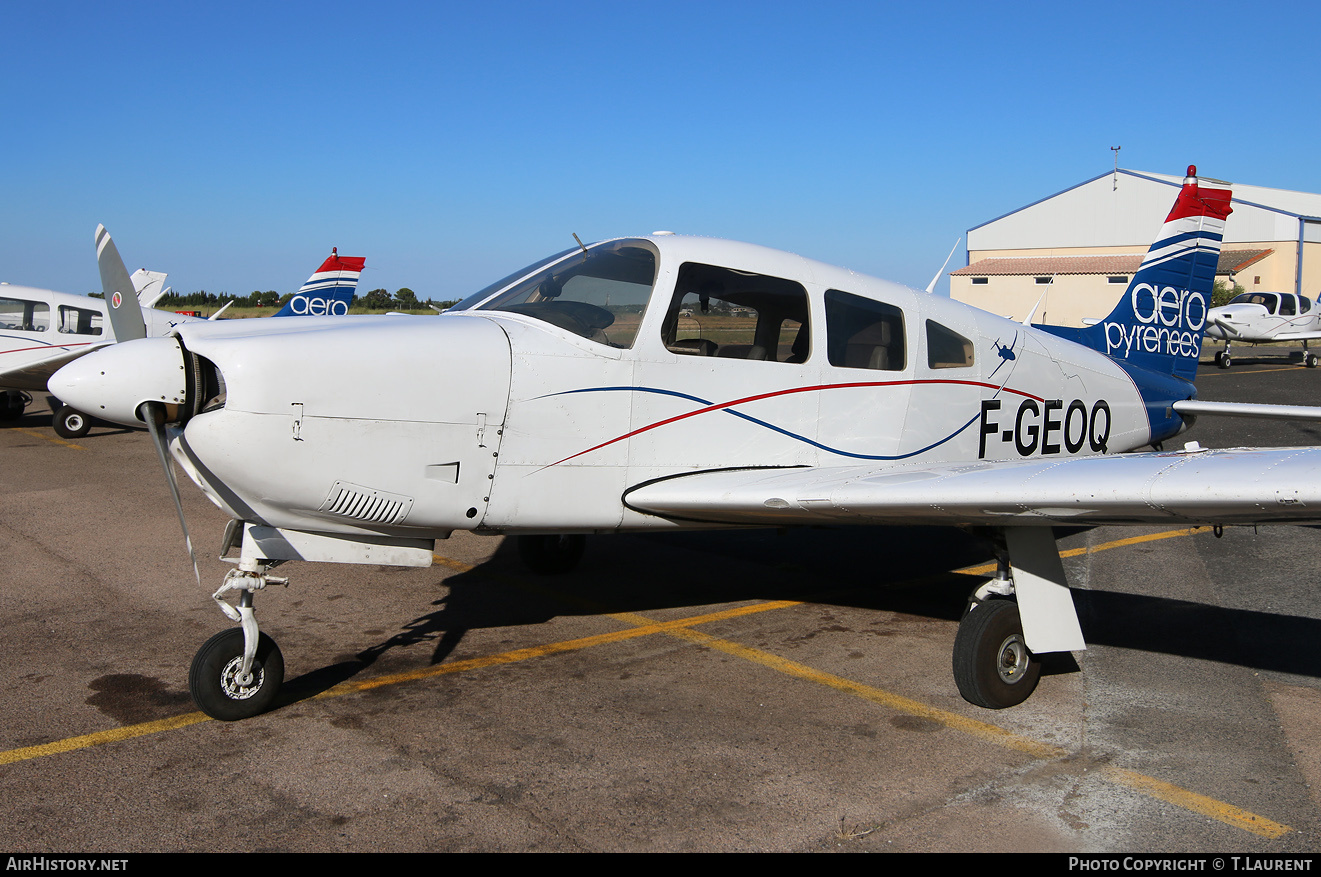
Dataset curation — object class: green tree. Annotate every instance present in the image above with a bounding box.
[395,287,418,308]
[363,288,392,309]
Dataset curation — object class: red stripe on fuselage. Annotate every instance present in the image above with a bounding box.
[545,379,1045,468]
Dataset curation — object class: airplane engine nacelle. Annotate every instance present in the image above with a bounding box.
[50,335,189,426]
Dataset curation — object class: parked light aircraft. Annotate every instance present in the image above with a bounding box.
[0,241,202,437]
[0,235,364,438]
[54,166,1321,721]
[1204,290,1321,368]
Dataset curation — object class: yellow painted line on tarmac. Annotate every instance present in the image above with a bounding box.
[0,712,208,766]
[0,531,1289,837]
[11,427,84,450]
[955,526,1210,577]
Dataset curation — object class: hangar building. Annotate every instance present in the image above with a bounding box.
[951,168,1321,327]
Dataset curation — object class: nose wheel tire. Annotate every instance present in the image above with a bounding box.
[517,534,586,575]
[53,405,91,439]
[952,599,1041,709]
[189,628,284,720]
[1214,352,1231,369]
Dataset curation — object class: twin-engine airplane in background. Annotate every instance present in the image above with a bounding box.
[1204,290,1321,368]
[0,233,364,438]
[52,166,1321,720]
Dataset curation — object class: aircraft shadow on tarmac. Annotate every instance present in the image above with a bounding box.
[276,525,1321,711]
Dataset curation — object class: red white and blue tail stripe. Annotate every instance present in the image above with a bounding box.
[1040,166,1232,383]
[273,248,366,317]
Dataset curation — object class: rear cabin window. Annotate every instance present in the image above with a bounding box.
[824,289,906,371]
[58,305,103,335]
[660,263,809,363]
[926,320,974,369]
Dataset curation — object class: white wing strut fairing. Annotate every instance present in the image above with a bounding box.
[56,165,1321,718]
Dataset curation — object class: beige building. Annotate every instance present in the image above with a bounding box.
[952,168,1321,326]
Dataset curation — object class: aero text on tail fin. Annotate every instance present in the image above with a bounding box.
[1040,166,1232,383]
[273,248,366,317]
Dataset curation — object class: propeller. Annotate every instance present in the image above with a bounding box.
[140,399,201,585]
[93,225,200,584]
[95,225,147,343]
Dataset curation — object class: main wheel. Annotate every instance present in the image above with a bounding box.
[952,599,1041,709]
[53,406,91,439]
[189,628,284,720]
[517,534,585,575]
[0,392,26,421]
[1306,353,1318,369]
[1218,353,1232,369]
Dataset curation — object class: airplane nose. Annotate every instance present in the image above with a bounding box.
[51,336,189,427]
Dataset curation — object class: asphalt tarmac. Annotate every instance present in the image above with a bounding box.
[3,349,1321,853]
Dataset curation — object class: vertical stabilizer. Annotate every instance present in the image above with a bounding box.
[1039,166,1232,383]
[273,249,366,317]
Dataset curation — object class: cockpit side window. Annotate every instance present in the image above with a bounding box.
[660,263,810,363]
[1231,292,1280,313]
[824,289,905,371]
[0,297,49,332]
[475,240,657,348]
[926,320,974,369]
[1281,295,1296,316]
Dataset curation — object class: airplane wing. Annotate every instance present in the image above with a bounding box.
[624,446,1321,528]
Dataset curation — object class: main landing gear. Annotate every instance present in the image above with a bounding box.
[1214,341,1319,369]
[952,529,1085,709]
[0,390,30,421]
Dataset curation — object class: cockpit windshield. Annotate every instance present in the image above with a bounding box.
[1229,292,1280,314]
[471,239,657,347]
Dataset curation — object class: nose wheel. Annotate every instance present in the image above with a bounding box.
[52,405,92,439]
[189,628,284,721]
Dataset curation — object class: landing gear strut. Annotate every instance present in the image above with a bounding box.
[189,560,288,720]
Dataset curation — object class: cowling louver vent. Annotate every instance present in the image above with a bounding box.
[319,481,413,524]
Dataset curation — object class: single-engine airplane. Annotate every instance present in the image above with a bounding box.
[54,166,1321,721]
[1204,290,1321,368]
[1,233,364,438]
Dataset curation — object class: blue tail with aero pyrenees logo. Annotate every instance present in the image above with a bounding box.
[273,249,365,317]
[1037,165,1233,444]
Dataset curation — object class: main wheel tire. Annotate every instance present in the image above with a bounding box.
[952,599,1041,709]
[517,534,586,575]
[1219,354,1232,369]
[0,394,25,420]
[189,628,284,720]
[1306,354,1318,369]
[53,406,91,439]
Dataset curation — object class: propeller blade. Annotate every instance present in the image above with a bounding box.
[140,401,200,586]
[95,225,147,343]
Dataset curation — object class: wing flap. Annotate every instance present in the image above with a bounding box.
[625,447,1321,527]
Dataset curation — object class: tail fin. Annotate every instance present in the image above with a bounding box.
[273,248,366,317]
[1039,166,1232,382]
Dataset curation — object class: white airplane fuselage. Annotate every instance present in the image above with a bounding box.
[0,282,195,392]
[130,236,1167,540]
[1205,291,1320,343]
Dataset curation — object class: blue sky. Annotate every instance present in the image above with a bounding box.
[3,0,1318,301]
